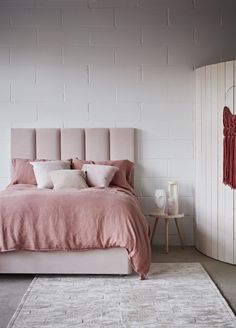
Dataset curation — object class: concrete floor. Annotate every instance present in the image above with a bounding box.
[0,246,236,328]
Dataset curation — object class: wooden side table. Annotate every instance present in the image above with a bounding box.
[149,212,185,254]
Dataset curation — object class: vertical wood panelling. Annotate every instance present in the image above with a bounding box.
[206,66,212,256]
[201,67,207,253]
[217,62,226,262]
[211,64,218,259]
[195,69,202,250]
[195,60,236,265]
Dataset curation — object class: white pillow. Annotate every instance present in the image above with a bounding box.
[82,164,118,187]
[30,160,71,189]
[50,170,88,190]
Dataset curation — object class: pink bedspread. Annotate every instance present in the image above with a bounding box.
[0,185,151,277]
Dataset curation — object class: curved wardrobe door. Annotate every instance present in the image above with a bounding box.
[195,60,236,265]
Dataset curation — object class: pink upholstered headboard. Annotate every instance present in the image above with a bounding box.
[11,128,135,162]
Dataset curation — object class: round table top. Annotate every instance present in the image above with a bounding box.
[149,212,184,219]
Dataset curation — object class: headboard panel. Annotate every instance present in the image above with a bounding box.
[85,128,109,161]
[11,128,135,162]
[11,128,36,159]
[61,129,85,160]
[110,128,134,161]
[36,129,61,160]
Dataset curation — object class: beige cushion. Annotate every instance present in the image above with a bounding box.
[50,170,88,190]
[82,164,118,187]
[30,160,71,189]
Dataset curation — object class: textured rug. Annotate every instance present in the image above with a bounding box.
[7,263,236,328]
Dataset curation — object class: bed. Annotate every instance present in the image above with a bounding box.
[0,128,151,277]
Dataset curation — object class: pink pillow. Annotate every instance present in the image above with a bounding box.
[96,160,134,193]
[11,158,72,185]
[11,158,38,185]
[82,164,118,187]
[72,158,94,170]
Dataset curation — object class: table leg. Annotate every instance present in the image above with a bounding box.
[174,218,184,248]
[151,217,159,244]
[165,219,169,254]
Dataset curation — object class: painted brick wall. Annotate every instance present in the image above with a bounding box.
[0,0,236,245]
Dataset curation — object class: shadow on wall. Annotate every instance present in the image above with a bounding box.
[164,5,236,69]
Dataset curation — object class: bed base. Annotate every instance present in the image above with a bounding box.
[8,128,135,275]
[0,248,132,274]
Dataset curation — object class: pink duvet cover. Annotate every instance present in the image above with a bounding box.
[0,185,151,277]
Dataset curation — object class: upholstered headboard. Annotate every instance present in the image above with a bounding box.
[11,128,134,162]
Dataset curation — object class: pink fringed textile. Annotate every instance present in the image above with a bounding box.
[223,106,236,188]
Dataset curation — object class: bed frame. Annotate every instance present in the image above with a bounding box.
[0,128,134,274]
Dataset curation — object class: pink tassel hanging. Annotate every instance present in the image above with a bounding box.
[223,106,236,188]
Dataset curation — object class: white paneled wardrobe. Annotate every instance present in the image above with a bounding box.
[195,60,236,264]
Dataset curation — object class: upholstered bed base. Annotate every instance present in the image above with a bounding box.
[0,248,132,274]
[1,128,135,275]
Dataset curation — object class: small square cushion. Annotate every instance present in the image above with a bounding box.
[82,164,118,188]
[50,169,88,190]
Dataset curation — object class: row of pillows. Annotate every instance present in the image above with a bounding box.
[31,161,119,190]
[11,158,134,192]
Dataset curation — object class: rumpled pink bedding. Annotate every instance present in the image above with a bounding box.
[0,185,151,277]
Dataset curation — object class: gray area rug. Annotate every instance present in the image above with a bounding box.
[7,263,236,328]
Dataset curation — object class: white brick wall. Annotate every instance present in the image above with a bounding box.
[0,48,10,64]
[0,0,236,245]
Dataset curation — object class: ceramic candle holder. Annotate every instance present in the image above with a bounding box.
[154,189,167,214]
[167,181,179,215]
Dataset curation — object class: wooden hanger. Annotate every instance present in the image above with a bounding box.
[225,85,236,103]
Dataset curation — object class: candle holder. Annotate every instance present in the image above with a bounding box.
[154,189,167,214]
[167,181,179,215]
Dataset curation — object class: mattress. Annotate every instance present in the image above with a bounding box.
[0,184,151,277]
